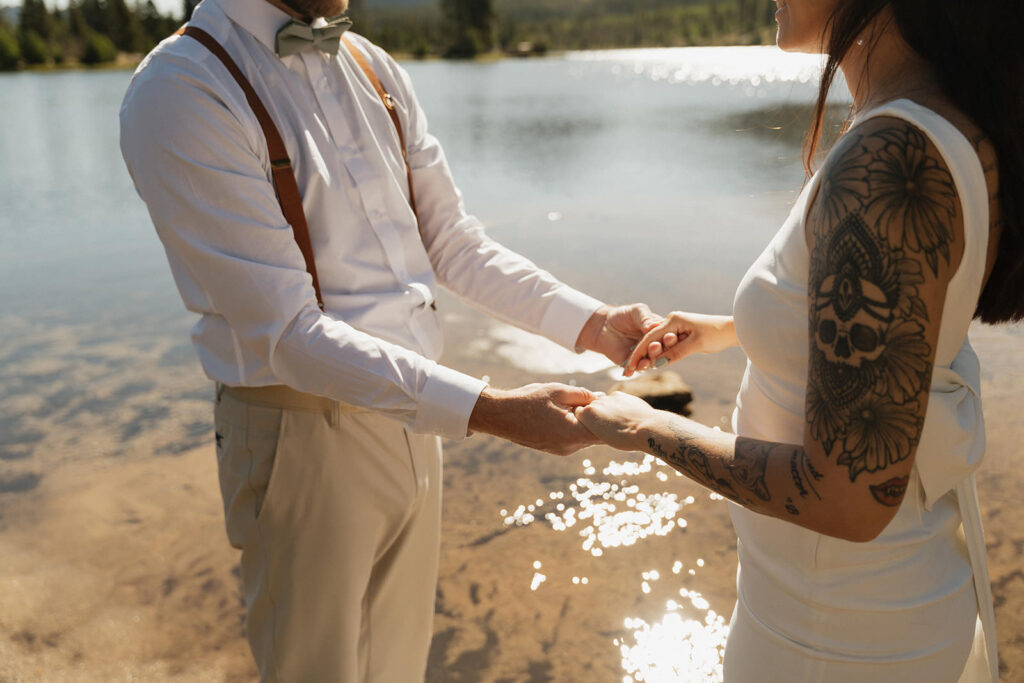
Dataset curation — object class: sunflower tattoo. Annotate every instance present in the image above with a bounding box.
[867,127,958,275]
[808,120,956,490]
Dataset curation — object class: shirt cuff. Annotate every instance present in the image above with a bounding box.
[539,286,605,351]
[414,363,488,440]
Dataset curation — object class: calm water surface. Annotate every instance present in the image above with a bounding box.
[0,47,832,320]
[1,47,842,680]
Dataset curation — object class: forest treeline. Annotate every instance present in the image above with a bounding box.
[360,0,778,58]
[0,0,777,70]
[0,0,187,69]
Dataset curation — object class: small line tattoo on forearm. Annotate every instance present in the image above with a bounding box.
[790,450,823,500]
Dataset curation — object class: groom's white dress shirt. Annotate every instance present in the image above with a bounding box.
[120,0,602,440]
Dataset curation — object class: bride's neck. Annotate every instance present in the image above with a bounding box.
[839,15,941,113]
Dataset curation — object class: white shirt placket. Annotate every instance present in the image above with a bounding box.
[298,48,439,358]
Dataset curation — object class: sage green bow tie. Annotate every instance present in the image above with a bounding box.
[274,14,353,58]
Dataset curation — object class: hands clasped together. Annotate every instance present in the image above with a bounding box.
[468,306,738,455]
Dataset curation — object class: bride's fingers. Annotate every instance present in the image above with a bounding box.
[631,334,693,375]
[647,333,679,361]
[626,324,672,374]
[653,331,693,366]
[628,349,656,376]
[627,323,687,375]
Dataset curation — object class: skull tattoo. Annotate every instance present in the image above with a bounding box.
[813,216,894,368]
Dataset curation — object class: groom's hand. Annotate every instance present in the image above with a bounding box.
[468,383,600,456]
[575,304,662,365]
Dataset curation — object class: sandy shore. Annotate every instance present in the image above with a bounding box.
[0,320,1020,682]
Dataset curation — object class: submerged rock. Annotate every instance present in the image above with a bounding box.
[611,370,693,416]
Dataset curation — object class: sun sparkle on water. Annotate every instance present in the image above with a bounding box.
[617,593,729,683]
[568,46,827,87]
[503,452,730,680]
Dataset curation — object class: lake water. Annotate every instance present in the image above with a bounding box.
[0,46,841,471]
[0,47,832,318]
[9,47,1019,682]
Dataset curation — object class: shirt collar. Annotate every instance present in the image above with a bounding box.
[215,0,324,55]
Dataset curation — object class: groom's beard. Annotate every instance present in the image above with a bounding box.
[282,0,349,21]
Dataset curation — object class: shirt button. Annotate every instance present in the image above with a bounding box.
[317,77,328,91]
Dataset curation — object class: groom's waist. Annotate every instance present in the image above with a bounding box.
[219,384,366,416]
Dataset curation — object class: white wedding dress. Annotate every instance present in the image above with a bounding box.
[724,99,998,683]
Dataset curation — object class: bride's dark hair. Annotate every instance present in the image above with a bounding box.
[805,0,1024,323]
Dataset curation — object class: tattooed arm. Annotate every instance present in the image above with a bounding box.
[578,116,964,542]
[575,394,841,535]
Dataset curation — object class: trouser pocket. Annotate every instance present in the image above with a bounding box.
[214,393,284,550]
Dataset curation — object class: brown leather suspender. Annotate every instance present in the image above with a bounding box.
[176,25,419,312]
[340,38,419,219]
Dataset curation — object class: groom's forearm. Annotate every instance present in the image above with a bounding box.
[468,384,599,456]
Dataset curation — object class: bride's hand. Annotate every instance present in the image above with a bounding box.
[574,392,656,452]
[624,312,737,377]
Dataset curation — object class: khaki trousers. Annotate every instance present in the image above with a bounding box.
[213,385,443,682]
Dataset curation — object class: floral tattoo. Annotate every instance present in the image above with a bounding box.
[646,429,778,508]
[867,127,958,275]
[808,121,956,495]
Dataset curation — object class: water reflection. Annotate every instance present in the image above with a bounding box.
[503,455,690,557]
[568,46,826,87]
[502,450,731,678]
[617,584,729,683]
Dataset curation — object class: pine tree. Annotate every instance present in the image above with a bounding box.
[104,0,142,51]
[442,0,493,58]
[0,21,20,70]
[79,0,107,35]
[347,0,369,37]
[140,0,172,45]
[67,0,90,38]
[19,0,54,41]
[182,0,198,22]
[738,0,771,33]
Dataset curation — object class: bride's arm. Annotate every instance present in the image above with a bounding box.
[580,116,964,542]
[576,393,868,540]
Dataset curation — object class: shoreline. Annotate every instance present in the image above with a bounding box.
[0,319,1020,681]
[0,39,785,75]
